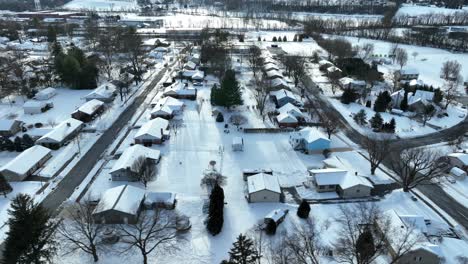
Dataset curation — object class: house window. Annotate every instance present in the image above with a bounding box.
[356,189,360,193]
[264,196,267,199]
[319,186,325,189]
[328,185,334,189]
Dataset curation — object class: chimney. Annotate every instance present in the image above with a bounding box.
[66,122,71,127]
[160,128,163,138]
[355,171,358,176]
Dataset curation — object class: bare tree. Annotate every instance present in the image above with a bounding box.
[247,46,263,78]
[253,76,273,121]
[359,43,374,62]
[329,70,341,95]
[201,168,227,190]
[391,148,443,192]
[57,202,105,262]
[395,48,408,69]
[420,104,436,126]
[98,28,119,79]
[131,156,156,188]
[284,219,322,264]
[362,135,392,175]
[334,203,388,264]
[117,210,181,264]
[411,51,418,61]
[440,60,462,82]
[320,114,341,139]
[388,70,400,92]
[291,55,306,87]
[388,43,399,63]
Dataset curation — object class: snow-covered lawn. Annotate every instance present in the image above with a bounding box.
[63,0,139,11]
[396,3,468,16]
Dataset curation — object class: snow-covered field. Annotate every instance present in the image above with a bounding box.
[396,3,468,16]
[63,0,139,11]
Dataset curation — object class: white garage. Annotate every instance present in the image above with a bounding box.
[246,173,281,203]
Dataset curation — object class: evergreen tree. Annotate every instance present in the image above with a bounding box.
[400,91,409,111]
[228,234,259,264]
[211,70,243,108]
[282,36,287,42]
[4,138,14,151]
[22,134,35,149]
[278,36,282,42]
[293,35,298,42]
[14,136,23,152]
[207,184,224,235]
[272,36,277,42]
[386,118,396,133]
[356,227,376,264]
[353,109,368,126]
[297,199,311,219]
[265,220,277,235]
[47,26,57,43]
[370,112,383,131]
[298,34,303,42]
[0,174,12,197]
[3,194,56,264]
[433,88,443,104]
[55,46,99,89]
[257,36,261,41]
[216,112,224,122]
[341,88,359,104]
[373,91,391,112]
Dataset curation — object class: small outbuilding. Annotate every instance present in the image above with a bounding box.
[0,145,52,181]
[447,153,468,171]
[0,119,23,137]
[36,118,84,149]
[144,192,177,209]
[450,167,466,181]
[23,101,53,114]
[110,145,160,181]
[84,83,117,103]
[232,137,244,151]
[93,185,146,224]
[246,173,282,203]
[71,99,105,122]
[134,118,169,146]
[264,209,288,226]
[34,87,57,100]
[289,127,331,154]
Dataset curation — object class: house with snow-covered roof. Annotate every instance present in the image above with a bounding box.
[308,168,373,198]
[0,145,52,181]
[34,87,57,100]
[71,99,105,122]
[246,173,282,203]
[265,69,283,80]
[36,118,84,149]
[93,185,146,224]
[289,127,330,154]
[84,83,117,103]
[270,89,301,108]
[398,67,420,81]
[163,82,197,100]
[0,119,23,137]
[110,145,160,181]
[447,152,468,171]
[134,118,169,146]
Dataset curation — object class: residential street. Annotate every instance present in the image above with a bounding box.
[39,68,169,215]
[302,74,468,228]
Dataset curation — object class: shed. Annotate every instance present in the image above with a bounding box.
[0,145,52,181]
[447,153,468,171]
[264,209,288,225]
[184,61,197,70]
[450,167,466,180]
[247,173,281,203]
[93,185,146,224]
[232,137,244,151]
[144,192,176,209]
[110,145,160,181]
[134,118,169,146]
[34,87,57,100]
[276,112,298,127]
[0,119,23,137]
[71,99,105,122]
[36,118,84,149]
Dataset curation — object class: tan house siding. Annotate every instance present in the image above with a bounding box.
[249,190,280,203]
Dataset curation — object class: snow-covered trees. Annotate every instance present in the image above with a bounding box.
[206,184,225,236]
[341,88,359,104]
[363,135,392,175]
[297,199,311,219]
[354,109,368,126]
[228,233,260,264]
[211,70,243,109]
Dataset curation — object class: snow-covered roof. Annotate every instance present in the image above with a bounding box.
[339,77,354,86]
[0,145,51,176]
[184,61,197,70]
[327,66,341,73]
[0,119,20,131]
[37,118,83,144]
[351,80,366,86]
[450,167,466,177]
[400,67,419,75]
[85,83,116,100]
[448,153,468,165]
[310,168,373,189]
[164,82,197,96]
[409,79,424,87]
[278,103,303,118]
[134,118,169,140]
[151,104,173,116]
[94,185,146,216]
[277,112,298,123]
[157,96,184,110]
[110,145,160,174]
[232,136,243,146]
[34,87,56,100]
[144,192,176,207]
[270,89,297,101]
[263,62,279,71]
[23,100,47,109]
[414,90,434,101]
[270,77,289,88]
[192,70,204,80]
[318,60,332,66]
[247,173,281,194]
[266,69,283,79]
[291,127,329,144]
[73,99,104,115]
[265,209,288,223]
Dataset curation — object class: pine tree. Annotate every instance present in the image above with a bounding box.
[3,194,56,264]
[216,112,224,122]
[298,34,303,42]
[293,35,298,42]
[356,227,376,264]
[228,234,260,264]
[353,109,368,126]
[47,26,57,43]
[265,220,277,235]
[211,70,243,108]
[22,134,35,149]
[207,184,224,235]
[387,118,396,133]
[400,92,409,111]
[373,91,391,112]
[257,36,261,41]
[282,36,287,42]
[370,112,383,131]
[341,88,359,104]
[272,36,277,42]
[297,199,311,218]
[433,88,443,104]
[0,174,12,197]
[14,136,23,152]
[4,138,14,151]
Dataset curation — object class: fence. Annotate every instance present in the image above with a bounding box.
[243,127,296,133]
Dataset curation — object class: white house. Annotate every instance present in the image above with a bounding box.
[413,90,434,102]
[0,119,23,136]
[163,82,197,100]
[0,145,52,181]
[134,118,169,146]
[289,127,331,154]
[349,80,367,90]
[308,168,373,198]
[110,145,161,181]
[93,185,146,224]
[278,103,304,119]
[36,118,84,149]
[276,112,298,127]
[84,83,117,103]
[150,96,184,119]
[34,87,57,100]
[246,173,281,203]
[232,137,244,151]
[398,67,419,80]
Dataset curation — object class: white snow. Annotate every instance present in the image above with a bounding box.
[247,173,281,194]
[94,184,146,215]
[0,145,51,177]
